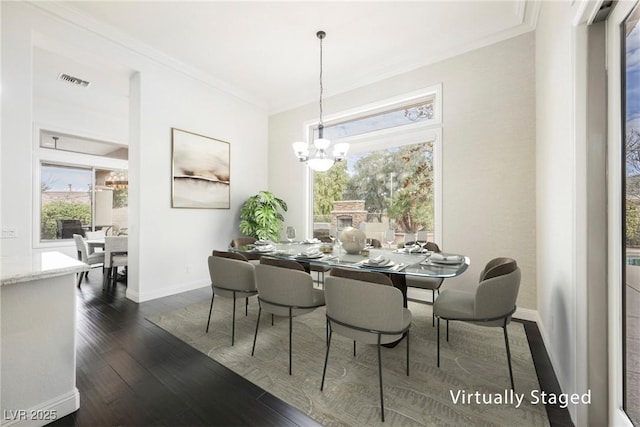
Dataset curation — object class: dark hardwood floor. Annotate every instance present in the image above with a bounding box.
[48,270,572,427]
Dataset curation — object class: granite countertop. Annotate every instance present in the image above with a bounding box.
[1,251,88,286]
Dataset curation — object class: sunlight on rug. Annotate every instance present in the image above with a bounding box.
[148,296,549,427]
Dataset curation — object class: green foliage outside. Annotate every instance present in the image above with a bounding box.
[41,201,91,240]
[313,162,348,216]
[314,141,434,233]
[239,191,288,241]
[113,188,128,208]
[627,201,640,247]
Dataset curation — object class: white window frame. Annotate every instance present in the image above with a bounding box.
[607,1,639,425]
[301,84,443,244]
[32,122,128,249]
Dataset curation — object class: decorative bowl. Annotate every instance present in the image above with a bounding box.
[340,227,366,254]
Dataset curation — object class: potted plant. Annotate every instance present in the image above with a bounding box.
[239,191,288,241]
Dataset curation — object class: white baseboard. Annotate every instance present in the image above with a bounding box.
[126,279,209,303]
[1,388,79,427]
[514,306,540,322]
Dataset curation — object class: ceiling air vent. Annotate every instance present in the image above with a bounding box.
[57,73,91,88]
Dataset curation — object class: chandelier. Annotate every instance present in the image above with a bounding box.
[292,31,349,172]
[105,170,128,189]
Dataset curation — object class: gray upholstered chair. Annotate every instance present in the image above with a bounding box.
[433,257,521,390]
[73,234,104,287]
[207,253,258,345]
[406,241,444,326]
[252,261,325,375]
[321,274,412,422]
[211,250,253,316]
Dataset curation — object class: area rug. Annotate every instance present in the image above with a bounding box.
[148,296,550,427]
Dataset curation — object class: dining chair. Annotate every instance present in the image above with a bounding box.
[321,274,412,422]
[433,257,521,390]
[406,241,444,326]
[103,236,128,289]
[211,250,253,316]
[229,236,261,262]
[73,234,104,287]
[207,253,258,345]
[252,261,325,375]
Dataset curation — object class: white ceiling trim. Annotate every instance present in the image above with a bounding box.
[27,1,268,111]
[269,1,541,114]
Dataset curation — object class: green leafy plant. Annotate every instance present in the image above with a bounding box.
[239,191,288,241]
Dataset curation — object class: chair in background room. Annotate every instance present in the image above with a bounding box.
[406,241,444,326]
[252,259,325,375]
[56,219,85,239]
[73,234,104,287]
[321,274,412,422]
[103,236,128,289]
[207,252,258,345]
[433,257,521,390]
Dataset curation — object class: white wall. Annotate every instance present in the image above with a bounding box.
[269,32,538,310]
[535,1,601,423]
[1,2,269,301]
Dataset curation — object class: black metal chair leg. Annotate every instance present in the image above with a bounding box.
[206,294,215,332]
[503,322,515,390]
[271,313,274,326]
[432,289,435,327]
[288,307,293,375]
[231,293,236,346]
[446,319,449,341]
[437,317,440,367]
[77,272,83,287]
[251,306,261,356]
[320,328,332,391]
[353,341,356,357]
[245,298,248,316]
[377,335,385,422]
[406,330,410,376]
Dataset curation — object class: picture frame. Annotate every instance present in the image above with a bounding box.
[171,128,230,209]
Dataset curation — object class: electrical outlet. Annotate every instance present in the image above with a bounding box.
[1,227,17,239]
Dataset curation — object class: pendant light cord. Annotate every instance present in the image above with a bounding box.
[318,31,325,138]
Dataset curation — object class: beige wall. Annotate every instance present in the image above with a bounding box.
[270,32,537,310]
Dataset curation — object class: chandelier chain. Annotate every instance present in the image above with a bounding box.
[318,33,324,134]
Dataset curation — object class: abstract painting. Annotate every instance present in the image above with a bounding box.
[171,128,230,209]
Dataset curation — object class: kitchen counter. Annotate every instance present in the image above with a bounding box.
[1,251,87,285]
[1,251,86,426]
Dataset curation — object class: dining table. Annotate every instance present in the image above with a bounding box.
[231,240,470,307]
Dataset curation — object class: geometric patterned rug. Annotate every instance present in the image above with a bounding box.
[148,297,550,426]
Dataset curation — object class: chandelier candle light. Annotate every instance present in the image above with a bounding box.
[292,31,349,172]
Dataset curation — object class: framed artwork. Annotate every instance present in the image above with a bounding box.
[171,128,230,209]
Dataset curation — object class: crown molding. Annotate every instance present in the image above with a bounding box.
[269,0,541,115]
[26,1,268,111]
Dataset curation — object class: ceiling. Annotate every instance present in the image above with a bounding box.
[51,1,538,113]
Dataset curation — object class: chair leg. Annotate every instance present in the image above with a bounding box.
[245,297,248,316]
[271,313,274,326]
[432,289,435,327]
[206,294,215,333]
[353,341,356,357]
[406,330,410,376]
[251,306,261,356]
[437,317,440,367]
[111,267,117,287]
[503,322,515,390]
[288,307,293,375]
[446,319,449,341]
[231,293,236,346]
[377,335,385,422]
[320,327,333,391]
[77,272,83,288]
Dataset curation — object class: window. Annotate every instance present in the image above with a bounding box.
[309,86,442,246]
[35,128,129,244]
[623,2,640,424]
[40,163,128,241]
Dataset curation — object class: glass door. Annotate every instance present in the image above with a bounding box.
[623,3,640,424]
